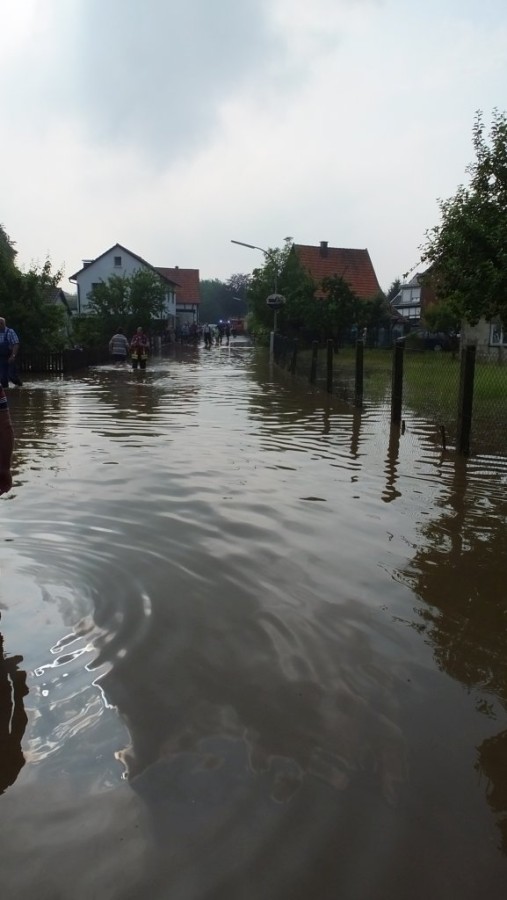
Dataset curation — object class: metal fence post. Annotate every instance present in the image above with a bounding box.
[326,339,333,393]
[355,339,364,407]
[290,339,298,374]
[456,343,476,455]
[309,341,318,384]
[391,339,404,426]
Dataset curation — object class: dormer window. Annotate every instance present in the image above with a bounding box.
[114,255,122,267]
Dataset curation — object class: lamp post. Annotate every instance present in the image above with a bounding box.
[231,240,285,358]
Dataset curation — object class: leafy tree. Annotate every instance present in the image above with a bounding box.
[247,240,389,344]
[226,272,250,298]
[1,258,67,352]
[423,299,461,333]
[129,269,167,328]
[88,273,131,322]
[71,314,106,349]
[314,275,359,345]
[200,278,233,323]
[0,224,17,266]
[200,274,251,323]
[385,278,401,302]
[86,268,169,339]
[247,239,316,337]
[0,225,18,315]
[356,293,392,334]
[421,109,507,326]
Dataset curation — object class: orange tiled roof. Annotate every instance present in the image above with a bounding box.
[156,267,200,305]
[294,243,381,299]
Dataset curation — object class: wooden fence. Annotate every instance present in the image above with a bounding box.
[18,347,110,374]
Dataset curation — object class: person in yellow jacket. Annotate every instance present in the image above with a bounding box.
[130,326,150,370]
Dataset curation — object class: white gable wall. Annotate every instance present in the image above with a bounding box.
[75,246,176,320]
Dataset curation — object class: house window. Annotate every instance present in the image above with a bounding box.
[400,306,420,319]
[490,324,507,346]
[114,256,122,267]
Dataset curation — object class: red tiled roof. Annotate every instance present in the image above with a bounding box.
[156,267,200,306]
[293,243,381,299]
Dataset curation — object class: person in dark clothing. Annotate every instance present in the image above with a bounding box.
[0,318,22,388]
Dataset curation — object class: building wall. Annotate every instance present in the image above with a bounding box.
[76,247,176,320]
[176,305,199,325]
[461,319,507,362]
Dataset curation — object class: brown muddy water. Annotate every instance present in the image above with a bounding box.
[0,340,506,900]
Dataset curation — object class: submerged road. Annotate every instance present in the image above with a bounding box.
[0,341,506,899]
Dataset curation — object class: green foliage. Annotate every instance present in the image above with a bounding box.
[0,225,70,351]
[88,273,131,322]
[0,224,17,267]
[421,109,507,326]
[71,314,108,349]
[86,268,169,338]
[18,261,67,351]
[247,241,391,344]
[0,225,19,319]
[247,239,316,337]
[129,269,167,327]
[0,254,67,352]
[200,278,233,322]
[314,275,359,341]
[356,293,392,333]
[386,278,401,302]
[200,273,250,323]
[423,300,461,333]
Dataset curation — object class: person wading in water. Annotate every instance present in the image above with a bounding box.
[130,326,150,370]
[108,327,129,365]
[0,318,22,388]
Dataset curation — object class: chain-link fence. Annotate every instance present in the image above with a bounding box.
[272,335,507,457]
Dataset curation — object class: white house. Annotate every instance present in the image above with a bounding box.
[461,318,507,362]
[69,243,178,323]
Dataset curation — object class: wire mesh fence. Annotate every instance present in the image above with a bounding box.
[273,334,507,458]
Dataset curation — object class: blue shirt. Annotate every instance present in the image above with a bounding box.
[0,328,19,347]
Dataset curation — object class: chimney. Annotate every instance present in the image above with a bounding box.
[174,265,179,270]
[82,259,93,267]
[320,241,328,257]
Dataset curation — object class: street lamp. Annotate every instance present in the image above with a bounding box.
[231,240,278,294]
[231,239,286,357]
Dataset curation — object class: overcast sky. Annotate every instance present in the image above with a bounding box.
[1,0,506,292]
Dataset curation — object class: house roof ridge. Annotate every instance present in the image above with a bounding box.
[69,243,179,285]
[293,242,380,299]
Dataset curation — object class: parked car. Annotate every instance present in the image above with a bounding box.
[408,330,456,351]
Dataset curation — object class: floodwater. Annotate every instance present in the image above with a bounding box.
[0,340,506,900]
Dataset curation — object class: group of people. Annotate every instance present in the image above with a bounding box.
[110,321,236,360]
[109,327,150,370]
[202,321,232,349]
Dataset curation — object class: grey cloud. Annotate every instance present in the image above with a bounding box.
[68,0,280,165]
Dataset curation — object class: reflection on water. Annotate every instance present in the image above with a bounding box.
[476,731,507,854]
[0,342,506,899]
[0,629,28,794]
[396,454,507,857]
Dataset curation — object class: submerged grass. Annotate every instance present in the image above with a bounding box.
[287,345,507,453]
